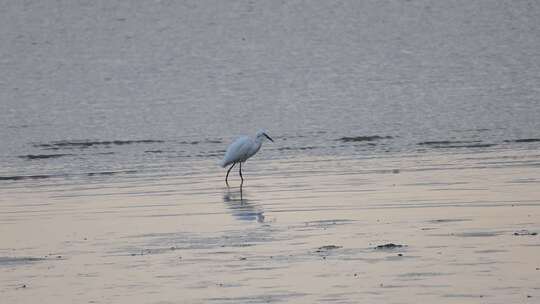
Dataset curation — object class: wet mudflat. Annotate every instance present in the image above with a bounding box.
[1,149,539,303]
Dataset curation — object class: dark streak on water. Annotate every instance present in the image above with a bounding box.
[427,144,496,149]
[0,174,54,181]
[33,139,165,149]
[339,135,393,142]
[278,146,317,151]
[504,138,540,143]
[418,141,480,145]
[18,154,74,160]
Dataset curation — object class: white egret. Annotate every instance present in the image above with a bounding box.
[219,129,274,184]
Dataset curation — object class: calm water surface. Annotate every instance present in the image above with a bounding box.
[1,0,539,182]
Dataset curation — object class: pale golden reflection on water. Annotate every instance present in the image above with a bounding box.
[1,150,539,303]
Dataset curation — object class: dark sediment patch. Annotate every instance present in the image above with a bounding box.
[429,218,472,224]
[455,231,502,237]
[504,138,540,143]
[0,256,46,266]
[398,272,451,278]
[339,135,392,142]
[443,294,485,298]
[375,243,405,250]
[305,219,355,227]
[207,293,308,303]
[34,139,164,149]
[18,154,73,160]
[513,229,538,236]
[315,245,342,253]
[474,249,507,253]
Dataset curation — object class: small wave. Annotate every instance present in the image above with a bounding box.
[18,154,74,160]
[504,138,540,143]
[338,135,392,142]
[34,139,164,149]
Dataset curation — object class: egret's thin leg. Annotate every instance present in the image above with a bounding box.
[225,162,236,185]
[239,162,244,182]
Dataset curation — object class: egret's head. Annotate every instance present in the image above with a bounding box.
[256,129,274,142]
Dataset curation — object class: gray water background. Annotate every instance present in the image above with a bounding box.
[1,0,539,182]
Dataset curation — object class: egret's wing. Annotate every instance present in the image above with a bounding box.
[220,136,252,167]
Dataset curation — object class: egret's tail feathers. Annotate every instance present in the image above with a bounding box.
[218,159,227,168]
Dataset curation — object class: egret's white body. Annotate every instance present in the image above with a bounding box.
[220,130,273,184]
[220,135,262,168]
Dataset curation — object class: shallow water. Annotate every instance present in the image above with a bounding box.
[1,0,540,303]
[1,150,540,303]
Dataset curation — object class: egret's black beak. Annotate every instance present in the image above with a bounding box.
[264,133,274,142]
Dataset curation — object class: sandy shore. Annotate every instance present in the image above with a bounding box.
[1,149,539,303]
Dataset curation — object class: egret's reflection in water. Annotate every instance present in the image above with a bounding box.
[223,185,265,223]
